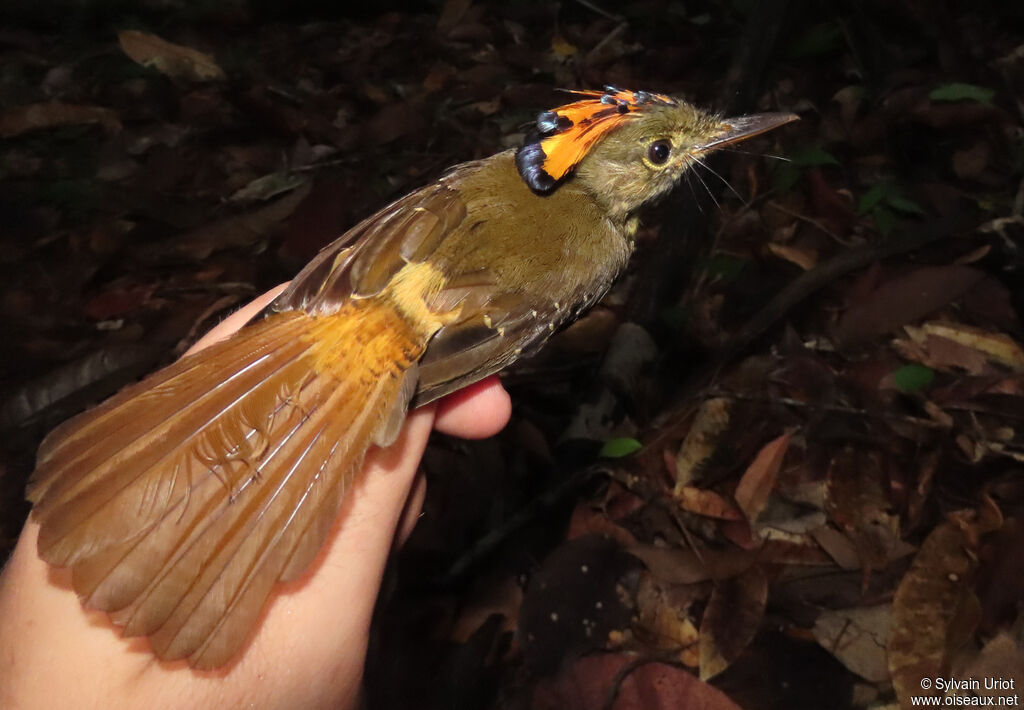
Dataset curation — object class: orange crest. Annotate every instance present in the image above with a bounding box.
[515,87,678,194]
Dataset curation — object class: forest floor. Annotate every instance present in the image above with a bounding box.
[1,1,1023,708]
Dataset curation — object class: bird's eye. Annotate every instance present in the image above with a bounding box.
[648,139,671,165]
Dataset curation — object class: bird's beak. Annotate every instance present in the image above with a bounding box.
[694,112,799,153]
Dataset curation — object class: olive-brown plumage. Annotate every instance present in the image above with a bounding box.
[27,88,796,668]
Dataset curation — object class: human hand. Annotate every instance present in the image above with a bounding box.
[0,285,511,709]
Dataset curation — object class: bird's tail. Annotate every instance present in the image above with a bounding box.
[27,300,425,668]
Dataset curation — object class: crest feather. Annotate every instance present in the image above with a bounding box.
[515,87,678,194]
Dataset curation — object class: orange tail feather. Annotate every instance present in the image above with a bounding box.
[28,301,425,668]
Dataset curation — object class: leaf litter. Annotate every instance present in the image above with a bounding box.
[1,3,1023,709]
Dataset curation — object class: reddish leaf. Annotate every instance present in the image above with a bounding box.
[567,504,639,547]
[675,486,744,520]
[532,654,743,710]
[118,30,225,82]
[82,284,156,320]
[0,102,121,138]
[835,266,985,345]
[734,430,794,521]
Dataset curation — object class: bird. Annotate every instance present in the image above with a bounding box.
[26,87,797,668]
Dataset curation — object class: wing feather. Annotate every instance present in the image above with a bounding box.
[30,304,425,667]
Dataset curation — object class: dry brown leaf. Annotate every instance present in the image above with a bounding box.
[171,181,312,259]
[0,102,121,138]
[825,450,901,572]
[674,398,731,489]
[759,538,835,566]
[422,62,456,93]
[832,85,864,128]
[888,504,1003,709]
[633,574,699,662]
[567,504,639,547]
[118,30,225,82]
[532,654,743,710]
[436,0,473,33]
[734,430,794,521]
[813,605,891,682]
[921,322,1024,372]
[953,244,991,265]
[810,525,862,569]
[952,141,991,181]
[766,242,819,270]
[675,486,744,520]
[952,633,1024,701]
[835,266,984,345]
[698,566,768,679]
[551,34,578,58]
[896,327,994,375]
[626,543,754,586]
[450,574,522,644]
[229,173,309,204]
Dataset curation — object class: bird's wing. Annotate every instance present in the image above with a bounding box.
[270,179,469,314]
[267,163,583,407]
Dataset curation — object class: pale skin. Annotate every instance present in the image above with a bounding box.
[0,285,512,709]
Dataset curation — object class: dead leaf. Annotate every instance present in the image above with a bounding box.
[118,30,225,82]
[953,244,991,265]
[551,34,578,58]
[0,344,163,432]
[825,450,901,573]
[952,141,991,181]
[888,506,1002,709]
[835,266,985,345]
[0,102,121,138]
[422,62,455,93]
[364,96,427,145]
[895,327,996,375]
[633,574,700,663]
[168,180,312,260]
[675,486,744,520]
[767,242,819,270]
[82,283,157,320]
[626,543,754,586]
[832,85,864,129]
[228,173,308,204]
[952,633,1024,700]
[450,574,522,644]
[674,398,731,489]
[920,322,1024,372]
[813,605,891,682]
[567,504,639,547]
[807,170,856,236]
[532,654,743,710]
[699,566,768,679]
[551,307,620,354]
[734,430,794,521]
[810,525,862,569]
[436,0,473,33]
[519,537,642,675]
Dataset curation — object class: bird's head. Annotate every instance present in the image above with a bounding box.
[516,87,797,222]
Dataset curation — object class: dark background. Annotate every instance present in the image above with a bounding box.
[1,1,1023,708]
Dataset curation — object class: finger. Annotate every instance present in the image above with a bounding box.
[433,376,511,439]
